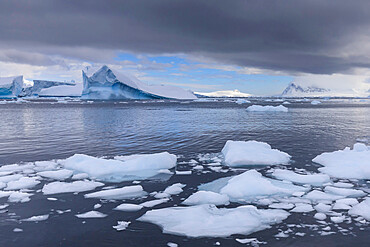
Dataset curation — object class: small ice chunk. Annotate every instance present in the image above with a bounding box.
[37,169,73,180]
[304,190,344,202]
[42,181,104,195]
[0,204,9,209]
[235,238,265,244]
[75,211,107,218]
[269,203,295,210]
[113,221,130,231]
[33,161,58,172]
[332,182,354,188]
[85,185,146,200]
[13,228,23,232]
[138,204,290,237]
[271,169,330,186]
[335,198,359,206]
[5,177,40,190]
[183,191,230,206]
[94,203,102,209]
[47,197,58,201]
[330,215,345,223]
[222,140,291,166]
[0,174,23,183]
[8,191,33,203]
[193,165,204,170]
[275,232,289,238]
[71,173,89,180]
[114,203,143,212]
[314,203,332,213]
[22,214,49,222]
[314,213,327,220]
[163,183,186,195]
[324,186,366,198]
[140,198,169,208]
[311,100,321,105]
[167,242,178,247]
[246,105,288,112]
[348,198,370,220]
[175,170,192,175]
[291,203,314,213]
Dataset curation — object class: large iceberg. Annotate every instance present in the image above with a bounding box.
[20,80,79,97]
[82,65,197,100]
[0,76,23,98]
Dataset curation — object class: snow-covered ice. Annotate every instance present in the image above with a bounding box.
[271,169,330,186]
[114,203,143,212]
[246,105,288,112]
[75,211,107,218]
[313,143,370,179]
[138,204,290,237]
[222,140,291,166]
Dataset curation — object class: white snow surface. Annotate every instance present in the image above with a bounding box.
[246,105,288,112]
[138,204,289,237]
[61,152,177,182]
[222,140,291,166]
[313,143,370,179]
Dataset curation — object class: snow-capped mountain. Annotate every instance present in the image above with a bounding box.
[195,89,251,98]
[281,83,330,97]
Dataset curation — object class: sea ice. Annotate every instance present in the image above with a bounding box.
[84,185,146,200]
[348,198,370,220]
[314,213,327,220]
[42,181,104,195]
[37,169,73,180]
[304,190,345,202]
[5,177,40,190]
[140,198,169,208]
[114,203,143,212]
[199,170,307,202]
[271,169,330,186]
[290,203,314,213]
[75,211,107,218]
[222,140,291,166]
[246,105,288,112]
[61,152,177,182]
[22,214,49,222]
[138,204,290,237]
[313,143,370,179]
[113,221,130,231]
[8,191,33,203]
[324,186,366,198]
[182,191,230,206]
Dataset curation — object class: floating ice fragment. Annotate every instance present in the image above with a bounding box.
[85,185,146,200]
[246,105,288,112]
[140,198,169,208]
[8,191,33,203]
[139,204,290,237]
[271,169,330,186]
[42,181,104,195]
[348,198,370,220]
[290,203,314,213]
[22,214,49,222]
[13,228,23,232]
[324,186,366,198]
[76,211,107,218]
[113,221,130,231]
[183,191,230,206]
[314,213,327,220]
[222,140,291,167]
[114,203,143,212]
[37,169,73,180]
[5,177,40,190]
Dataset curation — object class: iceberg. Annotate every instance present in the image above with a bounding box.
[138,204,289,237]
[246,105,288,112]
[82,65,197,100]
[20,80,79,97]
[0,76,23,98]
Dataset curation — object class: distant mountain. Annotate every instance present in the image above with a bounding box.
[281,83,330,97]
[195,89,252,98]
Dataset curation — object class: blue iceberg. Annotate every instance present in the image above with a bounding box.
[0,76,24,98]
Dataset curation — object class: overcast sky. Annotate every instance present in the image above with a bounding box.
[1,0,370,95]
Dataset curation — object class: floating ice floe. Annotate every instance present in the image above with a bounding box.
[42,181,104,195]
[348,198,370,220]
[139,204,289,237]
[182,191,230,206]
[235,99,251,104]
[222,140,291,167]
[199,170,308,202]
[324,186,366,198]
[311,100,322,105]
[271,169,330,186]
[246,105,288,112]
[22,214,49,222]
[154,183,186,199]
[37,169,73,180]
[313,143,370,179]
[61,152,177,182]
[8,191,33,203]
[5,177,40,190]
[75,211,107,218]
[84,185,146,200]
[141,198,169,208]
[113,221,130,231]
[114,203,143,212]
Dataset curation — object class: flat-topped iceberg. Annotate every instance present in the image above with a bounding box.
[61,152,177,182]
[246,105,288,112]
[222,140,291,166]
[82,65,197,100]
[313,143,370,179]
[0,76,23,98]
[199,170,308,202]
[138,204,289,237]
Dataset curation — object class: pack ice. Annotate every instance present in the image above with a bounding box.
[0,76,23,98]
[82,65,197,100]
[313,143,370,179]
[60,152,177,182]
[222,140,291,166]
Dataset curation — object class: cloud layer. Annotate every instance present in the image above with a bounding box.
[1,0,370,74]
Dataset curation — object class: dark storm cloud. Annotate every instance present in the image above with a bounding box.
[0,0,370,74]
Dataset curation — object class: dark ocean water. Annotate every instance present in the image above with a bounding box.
[0,99,369,247]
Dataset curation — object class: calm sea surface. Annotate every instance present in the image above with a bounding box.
[0,99,369,246]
